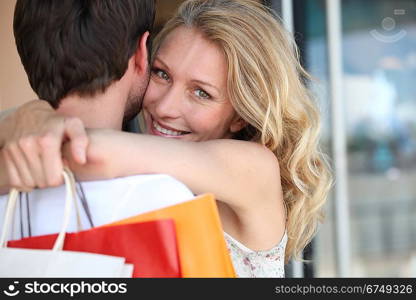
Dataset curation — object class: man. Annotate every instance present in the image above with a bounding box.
[0,0,154,190]
[0,0,193,235]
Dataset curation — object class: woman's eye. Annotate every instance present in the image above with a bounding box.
[194,89,211,99]
[153,69,169,81]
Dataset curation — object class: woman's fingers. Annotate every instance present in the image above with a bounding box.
[18,136,47,188]
[2,147,33,192]
[1,106,88,191]
[64,117,89,165]
[38,133,64,187]
[3,132,64,191]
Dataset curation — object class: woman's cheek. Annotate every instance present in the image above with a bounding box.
[143,79,160,105]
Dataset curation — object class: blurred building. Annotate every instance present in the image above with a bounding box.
[287,0,416,277]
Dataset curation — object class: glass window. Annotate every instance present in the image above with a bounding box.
[342,0,416,277]
[294,0,416,277]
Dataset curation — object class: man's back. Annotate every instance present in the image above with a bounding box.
[0,174,194,240]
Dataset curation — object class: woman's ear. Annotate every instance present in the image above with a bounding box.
[230,116,247,133]
[134,31,150,75]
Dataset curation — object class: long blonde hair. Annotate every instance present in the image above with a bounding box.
[152,0,332,262]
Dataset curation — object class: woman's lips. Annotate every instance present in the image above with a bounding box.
[149,118,190,137]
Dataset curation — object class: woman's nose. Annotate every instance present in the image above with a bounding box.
[154,85,184,119]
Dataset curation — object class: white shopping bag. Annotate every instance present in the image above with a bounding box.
[0,169,133,278]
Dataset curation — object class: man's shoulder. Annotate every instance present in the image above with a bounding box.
[81,174,195,224]
[83,174,193,198]
[0,174,195,237]
[0,174,194,205]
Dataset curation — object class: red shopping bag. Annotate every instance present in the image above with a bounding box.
[8,218,181,278]
[107,194,236,277]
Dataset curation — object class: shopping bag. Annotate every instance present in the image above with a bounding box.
[8,218,181,277]
[106,193,236,278]
[0,169,133,278]
[0,245,133,278]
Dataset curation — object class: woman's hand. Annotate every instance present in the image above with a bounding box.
[0,100,89,191]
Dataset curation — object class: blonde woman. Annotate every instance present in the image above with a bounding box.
[6,0,332,277]
[63,0,332,277]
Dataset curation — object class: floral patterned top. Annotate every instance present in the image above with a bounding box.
[224,231,287,278]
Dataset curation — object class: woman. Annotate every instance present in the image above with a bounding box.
[63,0,331,277]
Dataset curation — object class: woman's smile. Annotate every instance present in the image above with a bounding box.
[148,115,191,138]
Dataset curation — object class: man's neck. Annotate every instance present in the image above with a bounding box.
[56,84,128,131]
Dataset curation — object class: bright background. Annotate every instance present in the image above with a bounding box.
[0,0,415,277]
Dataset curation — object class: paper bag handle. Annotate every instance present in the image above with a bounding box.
[0,167,77,251]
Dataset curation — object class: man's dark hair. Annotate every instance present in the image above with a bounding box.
[14,0,155,108]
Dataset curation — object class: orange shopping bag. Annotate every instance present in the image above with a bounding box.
[105,193,236,278]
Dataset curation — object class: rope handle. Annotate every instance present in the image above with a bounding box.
[0,167,79,251]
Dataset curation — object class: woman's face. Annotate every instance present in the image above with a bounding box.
[142,26,244,141]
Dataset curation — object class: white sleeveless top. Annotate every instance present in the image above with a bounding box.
[224,231,287,278]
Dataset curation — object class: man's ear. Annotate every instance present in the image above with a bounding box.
[133,31,150,75]
[230,116,247,133]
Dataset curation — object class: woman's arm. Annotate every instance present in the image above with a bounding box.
[68,129,283,215]
[67,128,286,250]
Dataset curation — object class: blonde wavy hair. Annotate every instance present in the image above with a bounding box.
[152,0,332,262]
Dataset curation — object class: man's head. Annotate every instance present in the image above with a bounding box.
[13,0,155,117]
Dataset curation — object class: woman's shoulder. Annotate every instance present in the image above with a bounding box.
[202,139,280,170]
